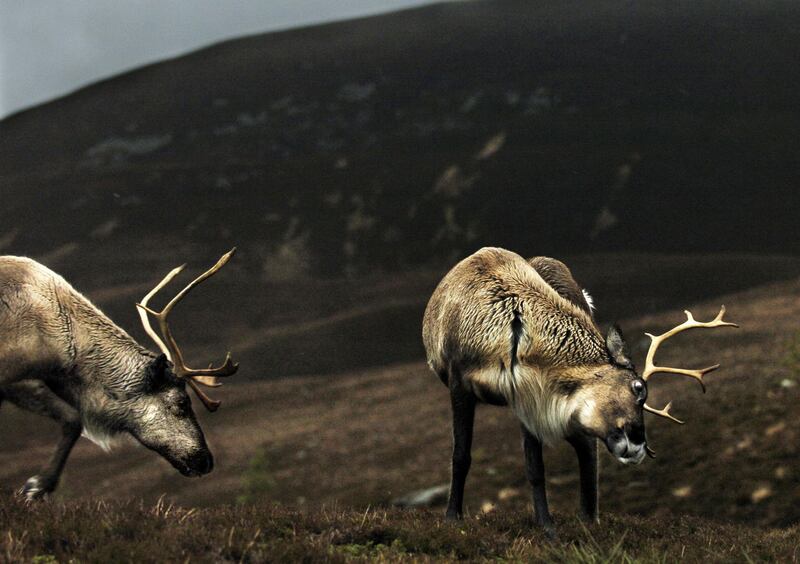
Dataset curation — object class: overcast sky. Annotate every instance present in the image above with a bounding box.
[0,0,437,119]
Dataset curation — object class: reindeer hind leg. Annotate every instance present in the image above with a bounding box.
[445,366,476,520]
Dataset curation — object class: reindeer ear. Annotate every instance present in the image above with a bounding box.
[145,353,170,384]
[153,353,169,372]
[606,324,633,368]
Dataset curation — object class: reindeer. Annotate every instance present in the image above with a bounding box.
[423,247,737,533]
[0,250,238,500]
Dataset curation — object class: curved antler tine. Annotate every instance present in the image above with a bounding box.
[192,375,222,388]
[648,363,719,393]
[186,356,238,387]
[161,248,236,319]
[694,364,720,393]
[644,401,684,424]
[186,378,222,412]
[141,265,187,308]
[714,305,739,328]
[182,352,239,379]
[137,265,186,360]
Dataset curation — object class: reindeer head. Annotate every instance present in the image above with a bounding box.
[127,249,239,476]
[568,306,737,464]
[109,352,214,477]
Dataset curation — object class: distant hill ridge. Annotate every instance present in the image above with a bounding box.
[1,0,799,278]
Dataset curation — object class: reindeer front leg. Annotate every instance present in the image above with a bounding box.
[522,427,556,536]
[568,434,599,523]
[4,380,82,501]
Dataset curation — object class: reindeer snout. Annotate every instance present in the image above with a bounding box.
[617,442,646,465]
[185,450,214,476]
[605,428,647,465]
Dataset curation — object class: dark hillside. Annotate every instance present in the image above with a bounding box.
[1,0,799,279]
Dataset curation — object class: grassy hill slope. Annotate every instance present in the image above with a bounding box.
[2,266,799,531]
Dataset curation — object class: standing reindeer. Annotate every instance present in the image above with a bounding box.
[423,247,737,533]
[0,250,238,500]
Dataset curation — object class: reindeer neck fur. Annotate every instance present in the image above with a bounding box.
[502,362,603,445]
[72,297,153,388]
[43,265,156,446]
[39,268,152,385]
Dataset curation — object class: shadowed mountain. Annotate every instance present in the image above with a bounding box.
[1,0,799,282]
[1,0,800,381]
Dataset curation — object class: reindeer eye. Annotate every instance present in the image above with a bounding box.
[169,395,190,416]
[631,379,646,400]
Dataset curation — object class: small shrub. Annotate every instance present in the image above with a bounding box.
[331,538,408,559]
[238,447,276,503]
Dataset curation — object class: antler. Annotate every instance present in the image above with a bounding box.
[642,306,738,424]
[137,249,239,412]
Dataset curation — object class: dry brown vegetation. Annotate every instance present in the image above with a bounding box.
[2,495,799,562]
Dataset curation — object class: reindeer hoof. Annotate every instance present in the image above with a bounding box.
[536,522,557,540]
[445,510,463,521]
[534,518,558,540]
[18,476,53,501]
[578,512,600,525]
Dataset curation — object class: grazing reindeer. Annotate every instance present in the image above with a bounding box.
[423,247,736,532]
[0,250,238,500]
